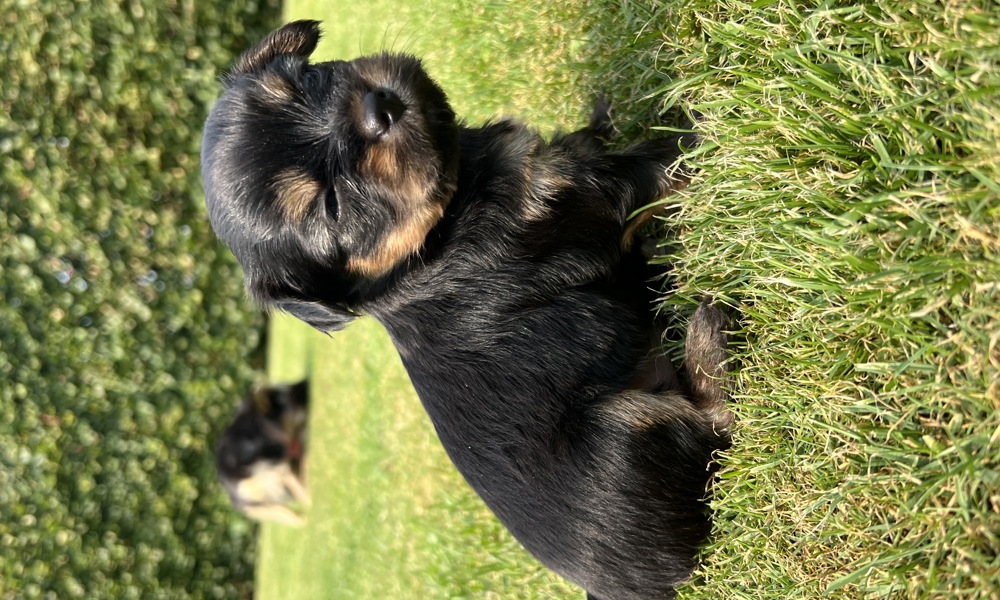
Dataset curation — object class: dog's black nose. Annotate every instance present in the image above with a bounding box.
[360,88,405,138]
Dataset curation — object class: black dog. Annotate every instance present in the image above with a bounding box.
[216,380,311,526]
[202,20,732,598]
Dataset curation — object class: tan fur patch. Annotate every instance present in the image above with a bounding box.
[622,207,660,250]
[359,145,437,203]
[345,142,448,277]
[360,145,400,184]
[525,161,569,222]
[273,168,321,223]
[235,461,296,505]
[621,176,691,250]
[346,201,445,277]
[258,72,295,103]
[598,390,704,432]
[234,461,311,527]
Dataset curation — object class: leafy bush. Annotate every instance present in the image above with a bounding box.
[0,2,280,598]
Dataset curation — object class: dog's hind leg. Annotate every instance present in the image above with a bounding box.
[684,299,734,430]
[627,330,680,393]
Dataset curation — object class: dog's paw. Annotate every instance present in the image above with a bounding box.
[684,298,734,428]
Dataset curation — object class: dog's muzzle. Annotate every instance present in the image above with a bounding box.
[361,88,406,138]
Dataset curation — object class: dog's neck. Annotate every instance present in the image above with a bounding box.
[421,121,541,253]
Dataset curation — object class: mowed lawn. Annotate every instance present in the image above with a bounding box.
[255,0,1000,599]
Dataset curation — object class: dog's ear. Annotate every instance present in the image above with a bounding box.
[287,380,309,407]
[271,298,357,334]
[230,20,322,78]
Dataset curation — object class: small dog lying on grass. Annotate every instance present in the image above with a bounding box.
[215,380,311,527]
[202,20,732,598]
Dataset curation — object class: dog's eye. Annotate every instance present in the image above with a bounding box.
[302,67,320,88]
[322,189,339,221]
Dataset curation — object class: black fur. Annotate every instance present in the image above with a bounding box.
[202,20,732,598]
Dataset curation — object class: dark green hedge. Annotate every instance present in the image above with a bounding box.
[1,2,280,598]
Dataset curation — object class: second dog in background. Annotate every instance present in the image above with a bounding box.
[216,380,311,527]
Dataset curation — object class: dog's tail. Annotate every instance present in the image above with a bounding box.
[684,299,734,431]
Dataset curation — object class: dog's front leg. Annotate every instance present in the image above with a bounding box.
[599,132,697,246]
[241,504,307,527]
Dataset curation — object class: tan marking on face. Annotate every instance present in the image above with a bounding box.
[360,144,400,185]
[345,142,450,277]
[258,71,295,103]
[273,168,322,223]
[361,145,436,203]
[346,200,445,277]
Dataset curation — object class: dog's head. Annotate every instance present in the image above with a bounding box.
[216,380,310,488]
[215,399,291,484]
[201,20,460,331]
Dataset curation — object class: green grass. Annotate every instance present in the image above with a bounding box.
[260,314,444,598]
[256,0,1000,598]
